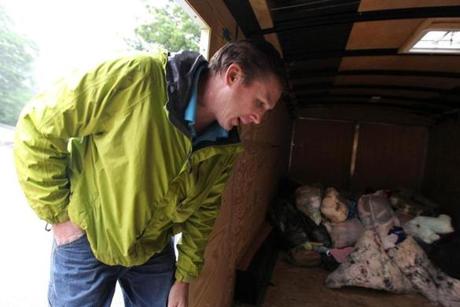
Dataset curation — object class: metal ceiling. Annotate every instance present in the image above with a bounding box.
[224,0,460,123]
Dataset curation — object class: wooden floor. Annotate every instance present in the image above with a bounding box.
[262,259,435,307]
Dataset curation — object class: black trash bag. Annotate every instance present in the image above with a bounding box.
[268,198,308,249]
[320,252,340,271]
[268,198,332,249]
[310,223,332,247]
[428,232,460,279]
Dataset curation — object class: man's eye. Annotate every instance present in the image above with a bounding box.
[256,100,264,108]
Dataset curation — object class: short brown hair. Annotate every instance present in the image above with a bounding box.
[209,39,287,89]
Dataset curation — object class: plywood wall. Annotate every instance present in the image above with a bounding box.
[289,119,355,189]
[187,0,242,56]
[185,3,292,305]
[423,119,460,227]
[352,123,428,192]
[190,101,292,307]
[289,119,428,193]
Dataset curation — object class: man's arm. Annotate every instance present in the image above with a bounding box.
[174,159,236,283]
[14,54,167,224]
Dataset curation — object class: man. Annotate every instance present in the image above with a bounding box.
[14,39,285,307]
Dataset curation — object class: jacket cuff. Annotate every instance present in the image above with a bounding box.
[46,209,69,225]
[175,268,196,283]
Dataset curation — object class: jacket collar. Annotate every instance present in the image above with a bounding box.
[165,51,240,147]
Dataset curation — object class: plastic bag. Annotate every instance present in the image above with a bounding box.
[295,185,322,225]
[269,198,332,249]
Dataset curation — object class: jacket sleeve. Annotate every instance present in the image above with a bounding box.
[174,161,235,283]
[14,55,164,224]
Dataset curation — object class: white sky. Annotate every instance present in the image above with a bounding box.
[0,2,165,305]
[1,0,169,89]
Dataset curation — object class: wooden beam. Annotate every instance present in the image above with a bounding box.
[260,5,460,35]
[248,0,284,56]
[289,69,460,79]
[249,0,273,28]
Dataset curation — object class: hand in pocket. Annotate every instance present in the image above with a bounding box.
[53,220,84,246]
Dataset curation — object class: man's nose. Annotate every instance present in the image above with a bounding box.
[249,112,262,124]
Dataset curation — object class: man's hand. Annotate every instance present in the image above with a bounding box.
[168,280,189,307]
[53,220,84,246]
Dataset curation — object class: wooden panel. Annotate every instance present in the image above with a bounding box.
[248,0,273,28]
[289,119,355,188]
[248,0,283,55]
[335,75,460,89]
[185,2,246,307]
[228,146,281,264]
[188,0,241,55]
[264,33,283,56]
[236,222,272,270]
[298,106,434,126]
[340,56,460,73]
[352,123,428,192]
[290,58,343,72]
[423,119,460,227]
[359,0,460,12]
[240,100,292,146]
[189,101,292,307]
[189,193,234,307]
[329,88,438,99]
[346,19,424,50]
[292,76,336,86]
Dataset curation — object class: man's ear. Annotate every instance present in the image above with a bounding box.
[225,63,243,86]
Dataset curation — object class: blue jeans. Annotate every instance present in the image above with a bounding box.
[48,235,175,307]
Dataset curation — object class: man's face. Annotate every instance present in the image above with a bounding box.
[216,64,283,130]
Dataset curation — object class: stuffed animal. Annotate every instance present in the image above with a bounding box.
[321,187,349,223]
[403,214,454,244]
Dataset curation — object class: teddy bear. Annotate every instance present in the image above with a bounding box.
[403,214,454,244]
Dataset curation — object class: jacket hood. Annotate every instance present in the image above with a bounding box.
[165,51,240,146]
[165,51,208,138]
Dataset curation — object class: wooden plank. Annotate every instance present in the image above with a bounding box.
[187,0,240,55]
[334,75,460,89]
[328,88,438,100]
[188,100,292,307]
[289,119,355,188]
[346,19,424,50]
[184,3,291,305]
[264,34,283,56]
[359,0,460,12]
[351,123,428,192]
[340,56,460,73]
[423,120,460,226]
[237,222,273,271]
[248,0,283,56]
[248,0,273,28]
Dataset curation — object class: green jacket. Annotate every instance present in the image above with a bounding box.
[14,51,243,282]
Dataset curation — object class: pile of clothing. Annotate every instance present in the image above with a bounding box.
[269,183,460,307]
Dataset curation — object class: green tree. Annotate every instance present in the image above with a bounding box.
[0,6,37,126]
[128,0,201,53]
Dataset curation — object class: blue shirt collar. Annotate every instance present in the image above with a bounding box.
[184,65,229,144]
